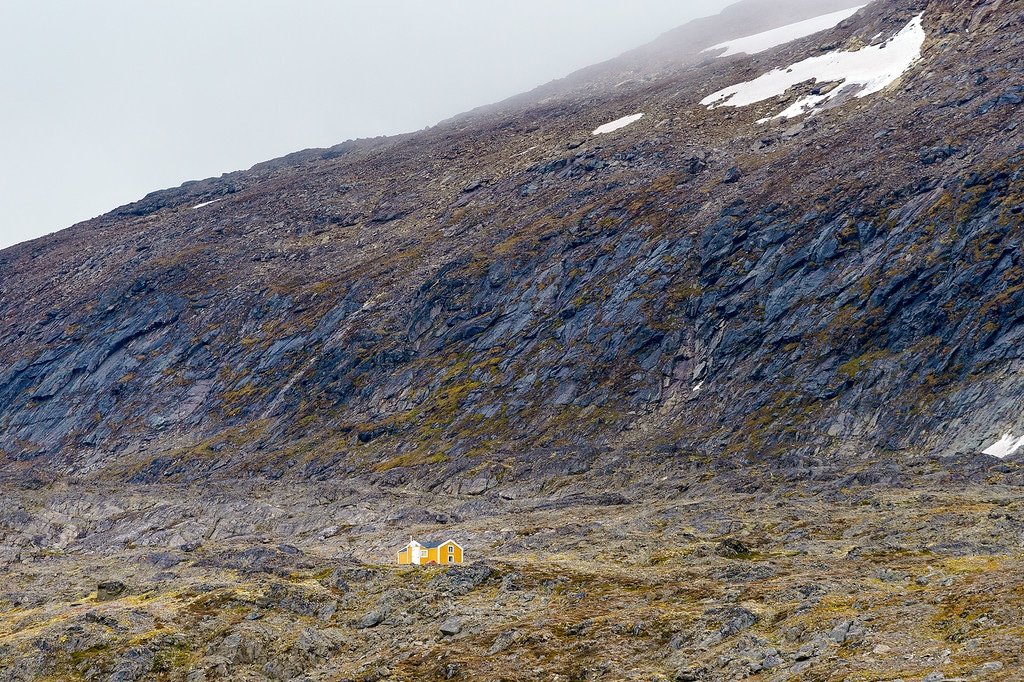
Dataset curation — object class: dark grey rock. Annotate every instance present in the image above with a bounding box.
[718,607,758,638]
[354,609,386,629]
[500,572,523,592]
[439,617,463,636]
[146,552,183,569]
[427,563,494,595]
[97,581,127,601]
[714,538,750,558]
[565,619,594,636]
[974,661,1004,674]
[486,629,521,655]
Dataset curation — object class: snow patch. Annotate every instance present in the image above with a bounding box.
[982,433,1024,459]
[593,113,644,135]
[700,13,925,121]
[192,199,221,210]
[703,6,865,58]
[692,381,704,393]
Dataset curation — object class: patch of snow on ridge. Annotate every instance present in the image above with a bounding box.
[704,6,865,58]
[982,433,1024,458]
[700,13,926,121]
[593,113,644,135]
[192,199,221,210]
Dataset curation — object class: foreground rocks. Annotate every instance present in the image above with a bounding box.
[1,471,1022,681]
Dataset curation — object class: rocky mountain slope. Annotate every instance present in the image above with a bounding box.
[2,0,1024,679]
[3,0,1024,490]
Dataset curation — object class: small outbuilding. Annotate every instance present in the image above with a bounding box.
[397,539,464,565]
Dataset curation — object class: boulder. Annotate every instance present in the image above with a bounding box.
[439,617,463,636]
[354,609,386,629]
[714,538,750,558]
[97,580,127,601]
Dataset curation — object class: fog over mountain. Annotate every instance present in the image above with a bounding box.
[0,0,735,249]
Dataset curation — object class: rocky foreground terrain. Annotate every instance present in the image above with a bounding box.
[2,456,1023,680]
[3,0,1024,678]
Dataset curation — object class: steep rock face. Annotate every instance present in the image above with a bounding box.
[1,0,1023,486]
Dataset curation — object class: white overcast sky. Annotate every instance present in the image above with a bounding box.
[0,1,734,249]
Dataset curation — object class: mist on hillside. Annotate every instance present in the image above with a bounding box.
[0,0,741,250]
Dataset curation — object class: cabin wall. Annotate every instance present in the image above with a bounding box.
[437,543,462,564]
[396,543,463,565]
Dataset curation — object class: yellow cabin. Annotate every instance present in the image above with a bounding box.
[397,539,464,565]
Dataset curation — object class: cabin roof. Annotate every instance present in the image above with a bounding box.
[410,539,461,549]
